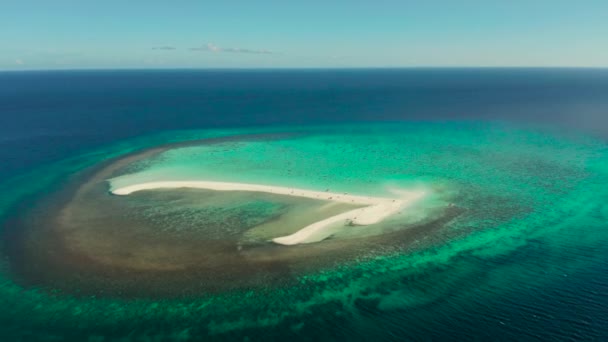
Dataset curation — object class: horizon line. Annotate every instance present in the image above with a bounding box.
[2,66,608,73]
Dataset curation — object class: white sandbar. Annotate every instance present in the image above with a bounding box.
[111,181,426,245]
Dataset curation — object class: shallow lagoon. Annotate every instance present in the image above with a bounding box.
[2,122,608,340]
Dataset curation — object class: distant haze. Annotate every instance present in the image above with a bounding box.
[1,1,608,70]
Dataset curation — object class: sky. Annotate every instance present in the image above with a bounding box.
[2,0,608,70]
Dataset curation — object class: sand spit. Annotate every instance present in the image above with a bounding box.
[111,181,426,245]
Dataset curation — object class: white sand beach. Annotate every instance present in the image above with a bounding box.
[111,181,426,245]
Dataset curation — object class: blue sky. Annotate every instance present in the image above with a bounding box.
[2,1,608,69]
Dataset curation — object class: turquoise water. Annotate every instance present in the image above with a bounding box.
[1,122,607,340]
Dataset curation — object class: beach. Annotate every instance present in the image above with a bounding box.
[111,181,427,245]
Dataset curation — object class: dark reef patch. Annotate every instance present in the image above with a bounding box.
[3,132,457,298]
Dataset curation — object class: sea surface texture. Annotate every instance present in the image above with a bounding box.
[1,69,608,341]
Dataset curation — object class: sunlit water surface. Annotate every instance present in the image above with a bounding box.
[2,122,607,340]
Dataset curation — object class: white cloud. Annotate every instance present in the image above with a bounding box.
[151,46,176,50]
[206,43,221,52]
[190,43,273,55]
[15,58,24,65]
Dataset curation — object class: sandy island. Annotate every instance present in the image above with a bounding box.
[111,181,426,245]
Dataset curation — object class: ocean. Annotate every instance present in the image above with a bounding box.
[1,69,607,341]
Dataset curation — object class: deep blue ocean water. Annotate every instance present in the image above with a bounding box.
[1,69,608,341]
[2,69,608,180]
